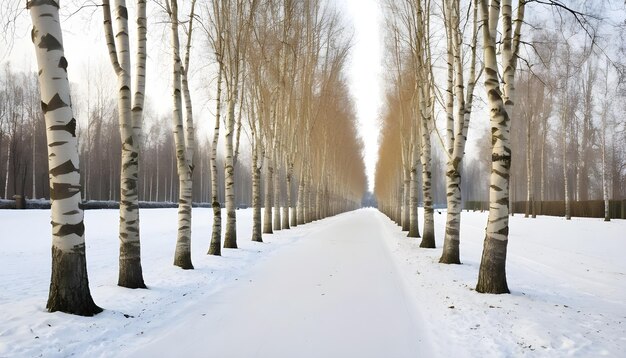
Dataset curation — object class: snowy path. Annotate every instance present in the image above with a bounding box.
[126,209,430,358]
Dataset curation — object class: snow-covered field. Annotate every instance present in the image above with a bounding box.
[0,208,624,357]
[381,209,626,357]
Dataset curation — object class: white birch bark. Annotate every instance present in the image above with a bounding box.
[440,0,479,264]
[476,0,525,294]
[273,152,281,230]
[283,159,291,229]
[408,123,421,238]
[102,0,146,288]
[32,124,36,198]
[251,136,263,241]
[263,151,274,234]
[208,62,223,255]
[223,80,238,248]
[167,0,195,269]
[297,170,305,225]
[601,61,610,222]
[4,143,9,199]
[419,112,435,248]
[28,0,101,315]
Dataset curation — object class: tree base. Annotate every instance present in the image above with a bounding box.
[224,234,238,249]
[476,236,510,294]
[439,239,461,264]
[419,229,435,248]
[407,229,421,238]
[207,241,221,256]
[439,254,461,264]
[208,220,221,256]
[47,246,102,316]
[118,256,147,289]
[174,254,194,270]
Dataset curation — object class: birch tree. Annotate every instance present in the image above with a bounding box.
[439,0,480,264]
[600,60,612,221]
[204,0,225,255]
[165,0,196,269]
[222,0,258,249]
[102,0,147,288]
[475,0,525,294]
[28,0,101,315]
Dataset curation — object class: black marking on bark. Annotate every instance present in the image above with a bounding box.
[48,141,67,147]
[27,0,59,9]
[50,183,81,200]
[53,222,85,237]
[492,169,509,179]
[121,85,130,92]
[490,185,502,192]
[31,27,37,43]
[49,118,76,137]
[42,93,68,113]
[118,6,128,20]
[496,226,509,236]
[50,160,79,176]
[58,56,68,71]
[38,33,62,52]
[492,153,511,162]
[452,156,462,169]
[63,210,80,215]
[496,197,508,205]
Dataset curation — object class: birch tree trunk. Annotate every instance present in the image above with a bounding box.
[168,0,194,269]
[263,153,274,234]
[103,0,146,288]
[420,109,435,248]
[223,88,238,248]
[273,153,281,230]
[562,102,571,221]
[251,140,262,241]
[476,0,525,294]
[208,64,223,255]
[408,141,421,238]
[28,0,101,315]
[401,169,410,231]
[540,116,547,203]
[3,143,8,199]
[289,165,297,227]
[440,0,478,264]
[282,160,290,229]
[297,171,305,225]
[601,62,610,222]
[602,114,609,221]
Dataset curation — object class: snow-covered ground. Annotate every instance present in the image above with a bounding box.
[0,208,624,357]
[380,209,626,357]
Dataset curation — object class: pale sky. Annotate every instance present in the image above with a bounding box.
[342,0,383,192]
